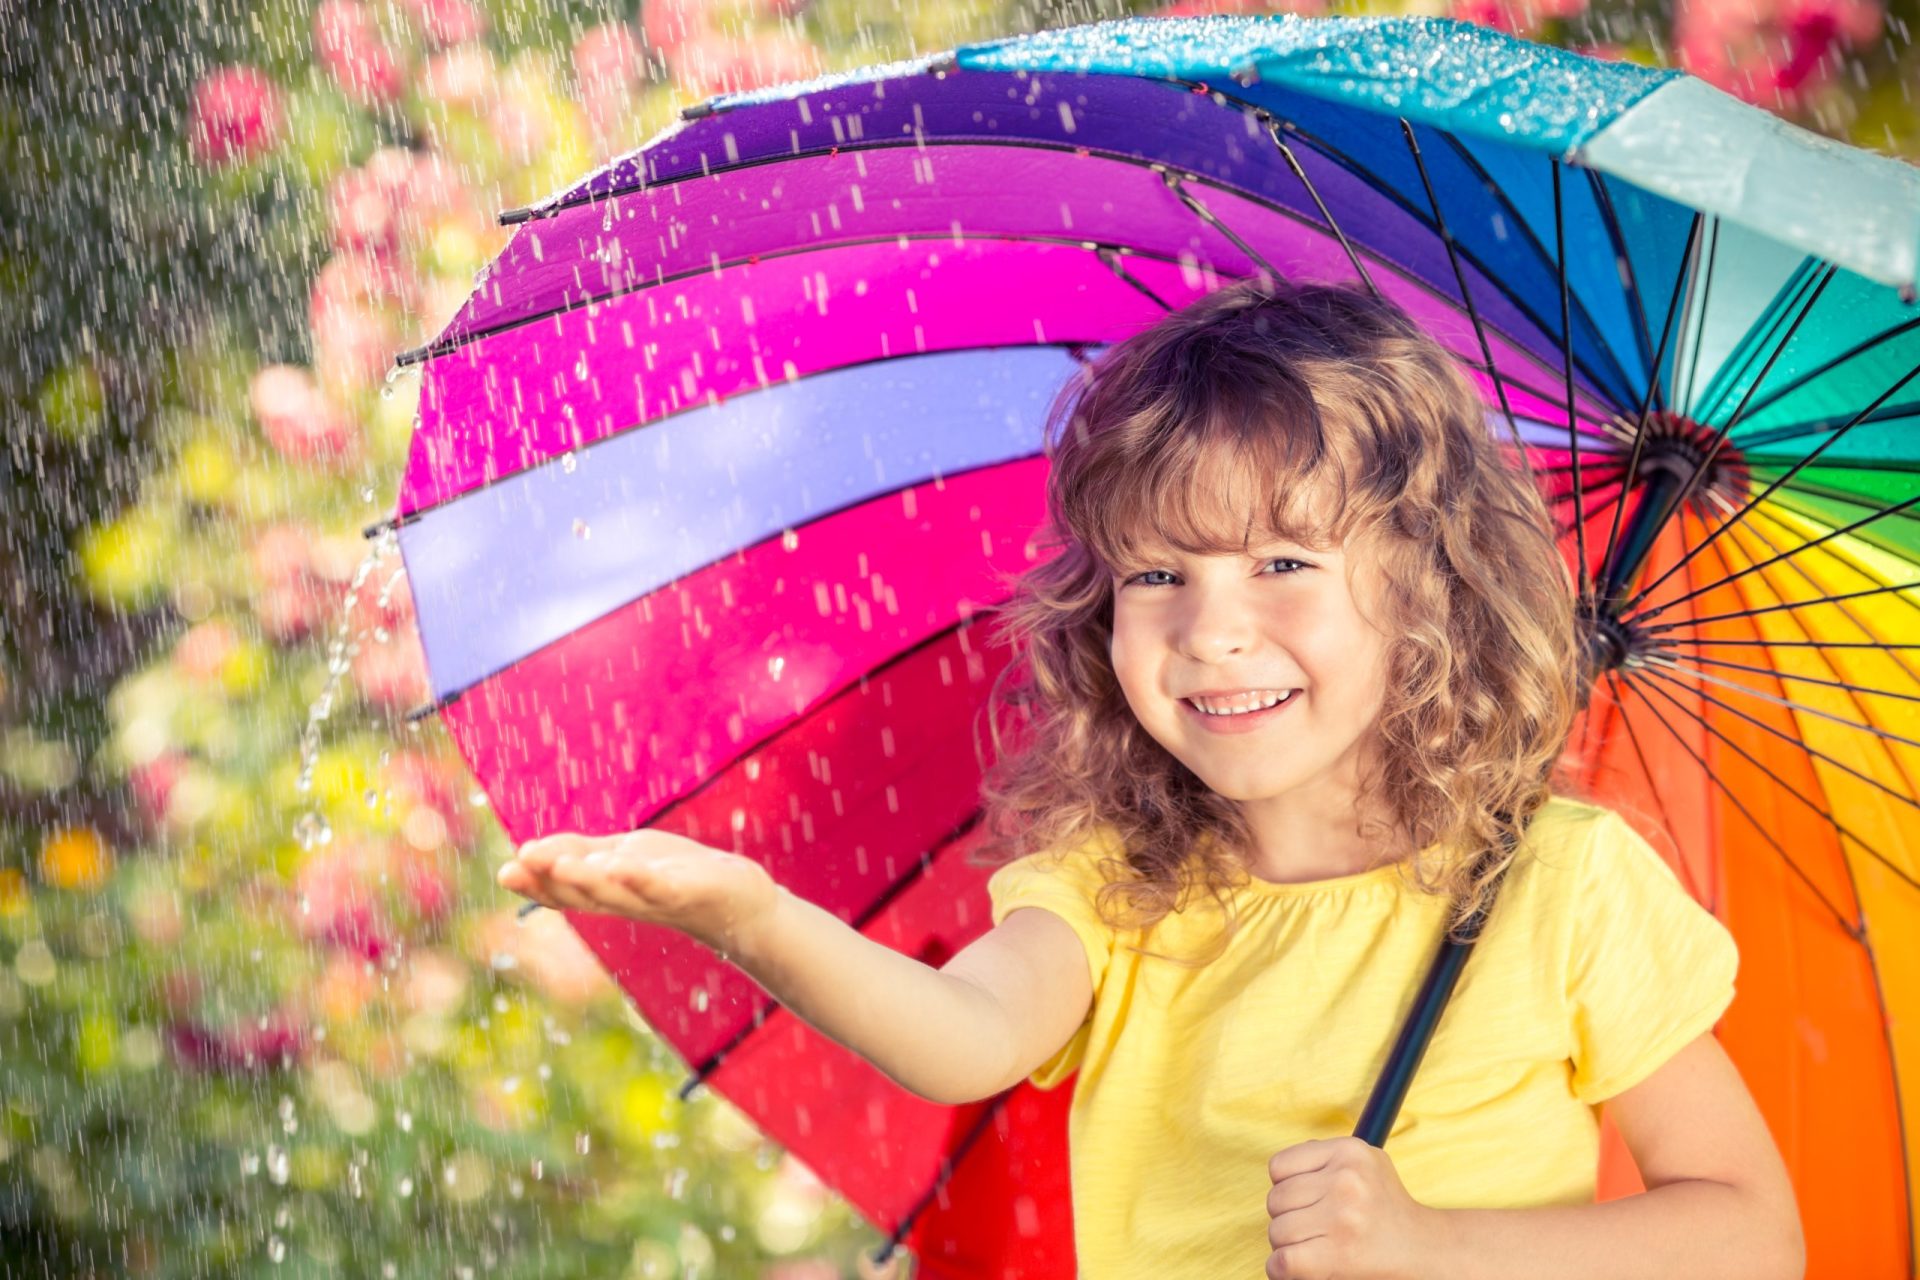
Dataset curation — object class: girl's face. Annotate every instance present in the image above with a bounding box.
[1107,513,1394,817]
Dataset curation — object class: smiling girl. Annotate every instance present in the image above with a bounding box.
[497,278,1803,1280]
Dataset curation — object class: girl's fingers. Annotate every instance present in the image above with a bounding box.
[548,851,661,919]
[514,833,591,873]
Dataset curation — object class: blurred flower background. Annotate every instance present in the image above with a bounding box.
[0,0,1914,1275]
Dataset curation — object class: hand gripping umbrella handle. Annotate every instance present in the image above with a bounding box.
[1353,817,1524,1148]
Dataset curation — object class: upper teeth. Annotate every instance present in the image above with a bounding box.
[1188,690,1294,716]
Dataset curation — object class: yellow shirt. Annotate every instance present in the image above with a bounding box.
[984,794,1739,1279]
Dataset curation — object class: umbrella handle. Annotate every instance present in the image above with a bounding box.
[1352,822,1521,1148]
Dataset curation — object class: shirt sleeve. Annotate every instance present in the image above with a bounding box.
[985,832,1121,1090]
[1567,809,1741,1106]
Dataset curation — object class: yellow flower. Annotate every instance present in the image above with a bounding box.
[39,827,112,892]
[0,867,29,917]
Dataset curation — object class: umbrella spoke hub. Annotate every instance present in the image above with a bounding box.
[1578,603,1653,678]
[1591,411,1750,605]
[1626,411,1751,506]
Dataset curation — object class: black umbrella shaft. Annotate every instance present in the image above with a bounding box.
[1353,928,1480,1147]
[1598,463,1686,604]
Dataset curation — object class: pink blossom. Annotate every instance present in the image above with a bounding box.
[574,22,650,98]
[1446,0,1586,38]
[382,748,475,851]
[187,65,284,168]
[128,752,187,824]
[1674,0,1884,109]
[672,32,824,100]
[310,295,400,397]
[350,630,431,713]
[397,847,456,924]
[403,0,487,48]
[249,363,361,464]
[417,44,498,110]
[166,1009,308,1077]
[331,170,399,254]
[254,581,327,644]
[294,841,401,963]
[174,621,239,682]
[314,0,406,106]
[1149,0,1327,14]
[642,0,724,63]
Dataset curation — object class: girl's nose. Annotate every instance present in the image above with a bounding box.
[1175,583,1256,662]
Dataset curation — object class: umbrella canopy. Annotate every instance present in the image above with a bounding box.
[379,15,1920,1278]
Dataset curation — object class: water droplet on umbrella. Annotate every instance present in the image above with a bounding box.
[561,451,578,473]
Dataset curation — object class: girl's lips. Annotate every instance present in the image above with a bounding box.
[1180,692,1299,735]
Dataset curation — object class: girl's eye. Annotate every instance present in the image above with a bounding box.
[1123,559,1307,588]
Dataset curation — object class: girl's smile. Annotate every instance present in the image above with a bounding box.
[1107,498,1401,879]
[1178,687,1301,734]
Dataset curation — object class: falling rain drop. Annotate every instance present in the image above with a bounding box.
[293,812,332,851]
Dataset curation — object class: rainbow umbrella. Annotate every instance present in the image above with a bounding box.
[376,15,1920,1277]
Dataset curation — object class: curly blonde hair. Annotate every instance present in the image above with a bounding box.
[970,277,1592,959]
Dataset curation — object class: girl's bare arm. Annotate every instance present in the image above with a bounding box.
[730,890,1093,1105]
[499,831,1093,1106]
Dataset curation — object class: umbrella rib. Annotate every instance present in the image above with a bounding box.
[1743,448,1920,474]
[1554,475,1631,539]
[1604,669,1715,908]
[1748,474,1920,530]
[1614,263,1839,613]
[1260,116,1378,298]
[1632,487,1920,623]
[1615,671,1865,936]
[1536,460,1630,476]
[1692,261,1828,429]
[1158,169,1286,285]
[1655,637,1920,651]
[1398,117,1526,465]
[517,81,1628,401]
[1618,359,1920,618]
[675,806,986,1100]
[1553,159,1593,603]
[1711,511,1920,704]
[1678,217,1720,413]
[1643,575,1920,636]
[396,226,1205,368]
[1673,511,1920,821]
[1094,245,1173,311]
[1709,315,1920,431]
[1430,129,1640,403]
[1737,403,1920,452]
[1597,213,1706,597]
[871,1093,1013,1266]
[1635,663,1920,823]
[1656,651,1920,706]
[1583,168,1661,402]
[1641,654,1920,753]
